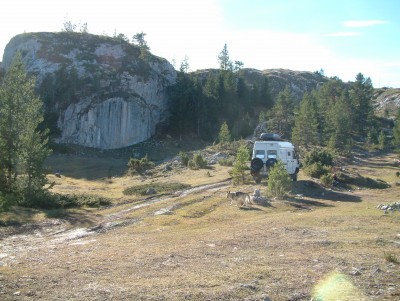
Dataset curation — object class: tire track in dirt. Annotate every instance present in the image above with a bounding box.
[0,180,230,267]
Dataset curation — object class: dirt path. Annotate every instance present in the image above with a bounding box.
[0,181,230,268]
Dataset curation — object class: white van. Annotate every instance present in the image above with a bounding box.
[250,133,300,183]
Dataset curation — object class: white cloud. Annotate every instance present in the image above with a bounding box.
[343,20,388,27]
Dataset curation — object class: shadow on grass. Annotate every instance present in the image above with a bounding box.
[292,180,362,203]
[284,197,334,210]
[239,206,264,211]
[0,206,98,239]
[44,208,98,227]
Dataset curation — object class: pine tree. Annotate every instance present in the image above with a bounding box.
[292,92,319,147]
[315,77,346,143]
[267,86,295,138]
[218,121,231,145]
[393,109,400,148]
[231,141,249,185]
[349,73,374,135]
[325,90,353,153]
[217,44,233,71]
[0,52,50,197]
[267,161,291,199]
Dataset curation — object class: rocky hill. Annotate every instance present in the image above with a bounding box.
[373,87,400,117]
[3,31,397,150]
[239,68,327,102]
[1,32,176,149]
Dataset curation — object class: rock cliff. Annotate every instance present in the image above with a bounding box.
[238,68,326,102]
[1,32,176,149]
[373,87,400,117]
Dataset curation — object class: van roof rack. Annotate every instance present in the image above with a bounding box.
[259,133,281,141]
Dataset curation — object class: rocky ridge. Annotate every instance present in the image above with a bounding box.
[1,32,176,149]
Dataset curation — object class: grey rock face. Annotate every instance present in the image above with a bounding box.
[1,32,177,149]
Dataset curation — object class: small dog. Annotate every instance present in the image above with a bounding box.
[226,191,251,208]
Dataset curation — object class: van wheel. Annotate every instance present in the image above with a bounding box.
[254,177,261,184]
[265,158,277,168]
[291,173,298,181]
[251,158,264,172]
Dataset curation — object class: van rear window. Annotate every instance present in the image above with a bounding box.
[255,150,265,159]
[267,150,277,159]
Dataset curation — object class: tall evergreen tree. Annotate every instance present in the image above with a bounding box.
[231,141,249,185]
[315,77,346,143]
[393,108,400,148]
[292,92,319,147]
[325,90,353,152]
[217,44,233,71]
[267,86,295,139]
[0,52,51,197]
[349,73,374,135]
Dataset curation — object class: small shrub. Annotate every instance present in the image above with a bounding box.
[321,173,333,187]
[0,193,17,212]
[218,157,234,166]
[231,141,250,185]
[267,161,292,199]
[18,192,112,209]
[304,162,331,179]
[384,252,399,264]
[188,152,207,169]
[123,182,190,196]
[178,151,189,166]
[128,154,155,175]
[303,149,334,168]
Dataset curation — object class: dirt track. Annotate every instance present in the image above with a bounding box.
[0,153,399,301]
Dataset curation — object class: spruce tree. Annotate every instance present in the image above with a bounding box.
[0,52,50,198]
[292,92,319,147]
[267,161,291,199]
[349,73,374,135]
[231,141,249,185]
[267,86,295,138]
[325,90,353,153]
[393,109,400,148]
[218,121,231,145]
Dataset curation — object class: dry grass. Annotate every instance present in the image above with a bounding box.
[0,152,399,300]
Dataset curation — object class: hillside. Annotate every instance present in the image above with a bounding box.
[374,87,400,117]
[0,145,399,300]
[1,32,176,149]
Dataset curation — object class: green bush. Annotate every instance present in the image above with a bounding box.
[178,151,189,166]
[267,161,292,199]
[231,141,250,185]
[128,154,155,175]
[188,152,207,169]
[320,173,334,187]
[304,162,331,179]
[123,182,190,196]
[15,192,112,209]
[303,149,334,168]
[218,157,234,166]
[0,193,17,212]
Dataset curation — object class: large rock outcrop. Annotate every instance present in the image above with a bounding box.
[1,32,176,149]
[239,68,327,102]
[373,87,400,118]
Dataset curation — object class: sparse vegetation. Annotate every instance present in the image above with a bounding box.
[188,152,208,169]
[123,182,190,196]
[230,141,250,185]
[267,161,292,198]
[0,146,399,301]
[178,151,190,166]
[127,154,155,175]
[384,252,399,264]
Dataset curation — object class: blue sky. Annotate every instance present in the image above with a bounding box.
[1,0,399,87]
